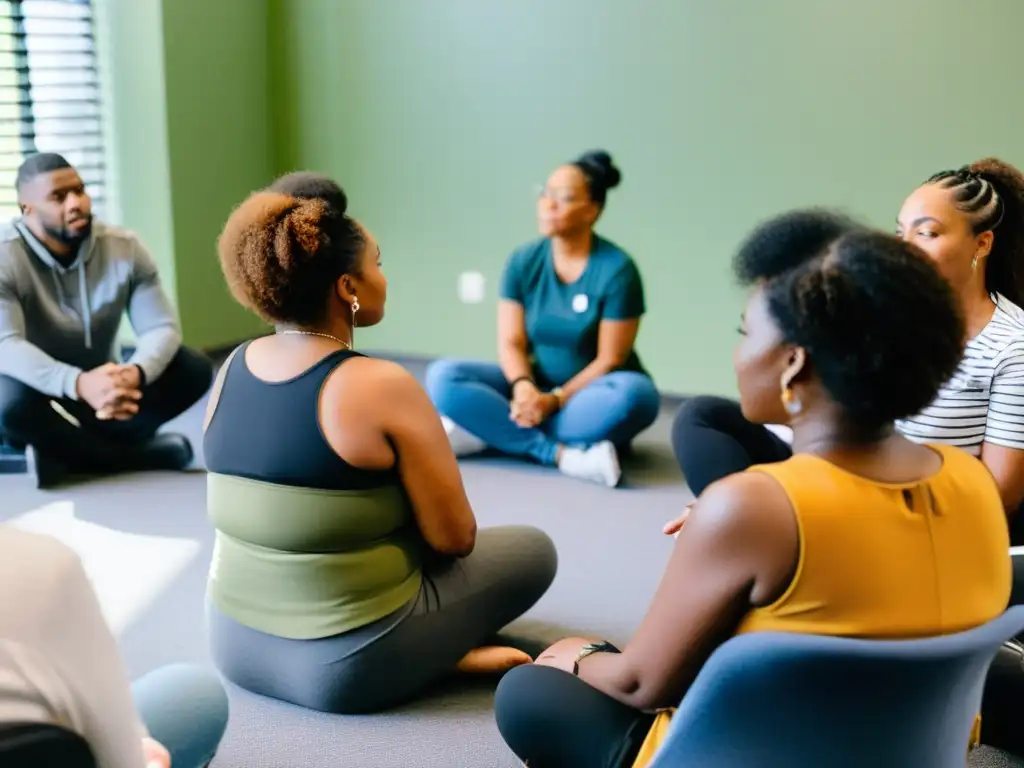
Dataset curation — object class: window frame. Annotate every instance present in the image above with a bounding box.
[0,0,105,220]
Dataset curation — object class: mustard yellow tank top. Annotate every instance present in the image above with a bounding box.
[631,444,1011,768]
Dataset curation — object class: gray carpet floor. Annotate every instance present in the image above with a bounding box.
[0,359,1020,767]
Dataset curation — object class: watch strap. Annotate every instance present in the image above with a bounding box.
[572,640,621,675]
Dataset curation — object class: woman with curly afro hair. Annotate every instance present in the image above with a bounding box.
[674,158,1024,538]
[201,173,557,714]
[493,215,1010,767]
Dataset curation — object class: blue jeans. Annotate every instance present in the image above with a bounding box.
[132,663,229,768]
[425,360,661,465]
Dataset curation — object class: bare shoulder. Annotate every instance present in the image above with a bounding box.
[689,470,795,542]
[687,470,799,604]
[332,356,420,389]
[323,356,429,409]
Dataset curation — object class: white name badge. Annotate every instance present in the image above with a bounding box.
[572,293,589,313]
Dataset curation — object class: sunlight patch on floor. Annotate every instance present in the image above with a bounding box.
[9,500,201,635]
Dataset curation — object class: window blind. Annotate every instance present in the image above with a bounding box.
[0,0,104,221]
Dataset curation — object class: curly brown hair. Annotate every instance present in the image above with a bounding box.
[217,190,364,326]
[926,157,1024,307]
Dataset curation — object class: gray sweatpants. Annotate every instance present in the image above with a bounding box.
[208,525,558,714]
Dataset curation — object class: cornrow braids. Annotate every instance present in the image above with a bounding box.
[926,158,1024,307]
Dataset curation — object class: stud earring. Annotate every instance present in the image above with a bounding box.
[781,386,802,416]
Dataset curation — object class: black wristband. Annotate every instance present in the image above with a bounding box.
[508,375,534,390]
[572,640,621,675]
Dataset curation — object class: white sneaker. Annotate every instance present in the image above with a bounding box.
[442,416,487,457]
[557,441,621,487]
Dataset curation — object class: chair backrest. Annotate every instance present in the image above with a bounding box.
[0,722,96,768]
[648,606,1024,768]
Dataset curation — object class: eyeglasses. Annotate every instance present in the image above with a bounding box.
[535,184,581,206]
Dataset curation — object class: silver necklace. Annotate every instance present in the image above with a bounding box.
[279,330,352,349]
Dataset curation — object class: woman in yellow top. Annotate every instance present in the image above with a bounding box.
[492,210,1012,768]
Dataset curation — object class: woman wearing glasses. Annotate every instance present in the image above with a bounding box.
[426,151,660,487]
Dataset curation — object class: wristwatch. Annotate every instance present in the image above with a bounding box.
[573,640,620,675]
[550,387,566,409]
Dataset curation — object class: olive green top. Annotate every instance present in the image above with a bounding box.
[207,472,424,640]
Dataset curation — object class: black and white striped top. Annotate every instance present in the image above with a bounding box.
[897,294,1024,456]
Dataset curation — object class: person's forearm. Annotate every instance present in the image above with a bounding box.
[559,357,619,400]
[499,342,532,385]
[576,650,656,711]
[0,336,82,399]
[127,326,180,384]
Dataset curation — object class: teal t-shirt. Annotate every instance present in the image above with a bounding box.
[499,235,647,388]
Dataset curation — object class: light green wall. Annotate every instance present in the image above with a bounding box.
[99,1,1024,392]
[268,0,1024,395]
[93,0,176,295]
[161,0,273,347]
[97,0,272,350]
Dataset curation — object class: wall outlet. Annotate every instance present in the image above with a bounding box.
[458,271,486,304]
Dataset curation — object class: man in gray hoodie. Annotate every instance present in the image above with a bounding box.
[0,153,213,488]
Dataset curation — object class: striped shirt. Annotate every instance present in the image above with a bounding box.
[897,294,1024,456]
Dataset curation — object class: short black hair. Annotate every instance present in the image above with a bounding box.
[16,152,72,193]
[571,150,622,207]
[267,171,348,214]
[733,208,864,282]
[735,210,966,429]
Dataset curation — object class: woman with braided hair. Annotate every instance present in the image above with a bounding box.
[673,158,1024,540]
[492,213,1010,768]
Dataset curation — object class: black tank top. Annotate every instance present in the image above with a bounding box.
[204,342,398,490]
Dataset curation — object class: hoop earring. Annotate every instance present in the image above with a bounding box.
[351,298,360,328]
[781,386,802,416]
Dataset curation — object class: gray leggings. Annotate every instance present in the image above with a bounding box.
[208,525,558,714]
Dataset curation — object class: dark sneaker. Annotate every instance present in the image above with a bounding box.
[0,442,27,475]
[140,433,194,472]
[25,446,69,490]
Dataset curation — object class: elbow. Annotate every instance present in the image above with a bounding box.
[450,520,478,557]
[999,484,1024,517]
[628,683,668,712]
[614,658,675,711]
[596,352,628,371]
[1006,499,1022,522]
[621,676,676,712]
[431,520,477,558]
[500,337,528,358]
[165,324,183,349]
[140,323,181,349]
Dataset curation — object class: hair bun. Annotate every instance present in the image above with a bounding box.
[968,157,1024,207]
[269,171,349,215]
[575,149,622,190]
[227,192,327,270]
[280,198,328,264]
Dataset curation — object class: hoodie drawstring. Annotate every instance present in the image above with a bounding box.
[77,260,92,349]
[15,220,93,349]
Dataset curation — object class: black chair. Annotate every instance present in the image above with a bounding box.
[0,722,96,768]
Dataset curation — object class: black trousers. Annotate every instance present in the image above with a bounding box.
[494,664,656,768]
[671,395,1024,756]
[0,347,212,472]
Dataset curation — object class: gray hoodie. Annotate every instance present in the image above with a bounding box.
[0,218,181,400]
